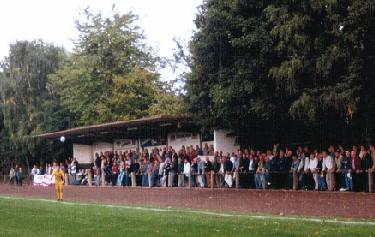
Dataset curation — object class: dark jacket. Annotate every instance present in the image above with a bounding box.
[205,161,213,172]
[361,154,374,170]
[270,157,280,172]
[341,156,352,170]
[224,159,233,172]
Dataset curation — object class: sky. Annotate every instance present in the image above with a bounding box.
[0,0,202,81]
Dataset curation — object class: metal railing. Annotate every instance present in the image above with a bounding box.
[1,170,373,193]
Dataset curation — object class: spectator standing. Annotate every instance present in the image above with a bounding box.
[290,154,299,188]
[269,151,280,189]
[360,147,373,192]
[298,153,309,189]
[197,157,206,188]
[159,158,166,187]
[93,165,100,186]
[30,165,40,184]
[255,155,265,189]
[224,156,233,188]
[151,158,160,187]
[15,165,23,186]
[279,150,291,189]
[334,151,343,190]
[317,154,327,191]
[70,160,77,185]
[342,151,353,191]
[204,156,213,188]
[9,167,15,184]
[370,145,375,191]
[46,163,52,175]
[247,153,256,188]
[117,157,125,186]
[130,157,139,187]
[190,158,198,187]
[177,157,184,187]
[322,151,335,191]
[351,150,361,191]
[140,158,149,187]
[111,160,119,186]
[183,158,190,187]
[213,153,221,188]
[168,156,178,187]
[308,154,319,190]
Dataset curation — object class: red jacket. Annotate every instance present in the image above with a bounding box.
[112,163,119,174]
[351,156,361,170]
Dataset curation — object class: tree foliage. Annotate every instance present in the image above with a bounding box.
[48,9,183,125]
[0,9,187,172]
[0,40,70,170]
[187,0,375,147]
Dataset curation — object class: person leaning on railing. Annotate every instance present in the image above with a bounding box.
[223,155,233,188]
[9,167,16,185]
[370,145,375,191]
[341,151,353,191]
[360,147,373,192]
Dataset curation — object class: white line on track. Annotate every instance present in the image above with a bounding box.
[1,195,374,226]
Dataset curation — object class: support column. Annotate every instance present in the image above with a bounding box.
[86,169,92,187]
[292,170,298,190]
[64,174,69,186]
[235,171,239,189]
[368,171,374,193]
[101,169,105,186]
[188,174,191,189]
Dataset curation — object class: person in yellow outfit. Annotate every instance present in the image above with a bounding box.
[52,163,65,201]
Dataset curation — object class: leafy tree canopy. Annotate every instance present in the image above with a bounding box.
[187,0,375,147]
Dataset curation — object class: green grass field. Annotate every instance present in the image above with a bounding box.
[0,196,374,237]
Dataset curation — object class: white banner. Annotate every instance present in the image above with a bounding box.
[33,175,55,187]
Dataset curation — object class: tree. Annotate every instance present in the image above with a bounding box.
[0,40,69,169]
[187,0,375,147]
[187,0,279,147]
[48,8,167,125]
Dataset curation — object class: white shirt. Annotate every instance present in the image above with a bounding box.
[47,166,52,175]
[248,159,254,171]
[183,162,190,175]
[159,162,165,176]
[71,164,76,174]
[303,157,310,172]
[322,155,334,171]
[119,161,125,171]
[219,163,224,174]
[31,168,40,175]
[309,158,318,171]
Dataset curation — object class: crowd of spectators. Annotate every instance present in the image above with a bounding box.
[87,144,374,192]
[12,144,375,192]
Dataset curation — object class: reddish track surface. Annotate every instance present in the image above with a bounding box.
[1,184,374,219]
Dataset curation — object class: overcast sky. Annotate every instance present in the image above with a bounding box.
[0,0,201,81]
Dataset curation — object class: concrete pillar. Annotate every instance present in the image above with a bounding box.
[131,172,136,187]
[368,171,373,193]
[188,174,191,189]
[86,169,92,187]
[292,170,298,190]
[101,169,105,186]
[148,173,152,188]
[64,174,69,186]
[235,171,239,189]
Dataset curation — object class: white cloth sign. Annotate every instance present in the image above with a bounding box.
[33,175,55,187]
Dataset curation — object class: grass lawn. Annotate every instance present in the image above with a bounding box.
[0,196,374,237]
